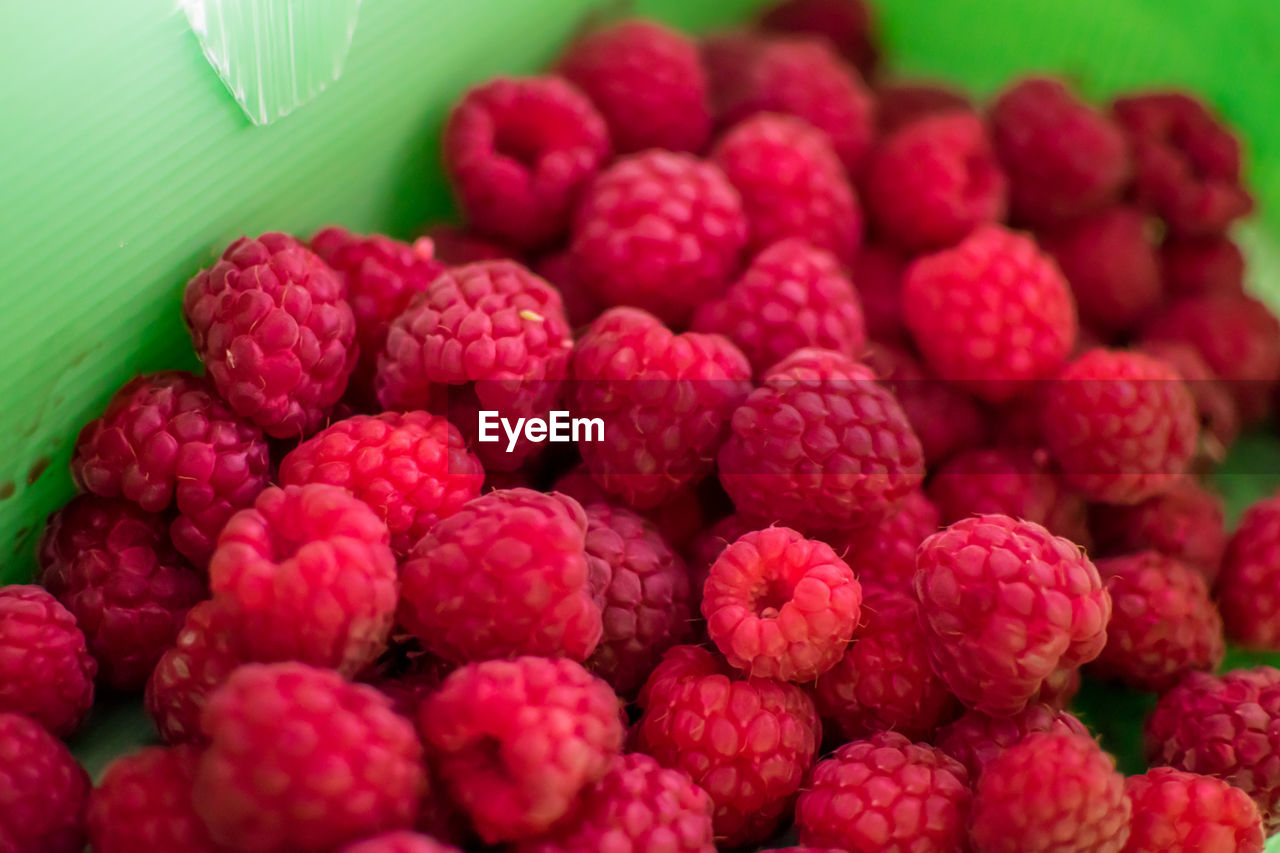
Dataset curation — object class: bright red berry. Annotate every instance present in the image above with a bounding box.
[1217,495,1280,650]
[1139,339,1241,462]
[1091,480,1227,584]
[835,488,939,595]
[87,745,226,853]
[145,600,244,745]
[935,703,1089,780]
[1124,767,1264,853]
[0,712,90,853]
[0,585,96,737]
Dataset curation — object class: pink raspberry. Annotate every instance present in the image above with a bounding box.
[572,307,752,509]
[719,347,924,536]
[183,233,357,438]
[927,446,1086,540]
[420,656,624,843]
[195,663,424,852]
[0,586,95,737]
[636,645,821,847]
[1145,668,1280,831]
[853,243,907,340]
[902,224,1077,401]
[37,495,205,691]
[1162,233,1245,298]
[418,223,513,265]
[876,80,973,134]
[278,411,484,556]
[87,745,224,853]
[711,113,862,264]
[1125,767,1265,853]
[703,526,860,681]
[71,370,270,564]
[1113,90,1253,236]
[934,703,1091,780]
[209,484,398,676]
[971,732,1131,852]
[691,239,866,376]
[1089,478,1227,583]
[990,77,1131,225]
[835,488,939,595]
[341,833,461,853]
[1140,339,1241,459]
[570,151,747,325]
[398,488,600,662]
[865,111,1008,251]
[145,600,244,744]
[443,76,610,249]
[796,732,971,852]
[915,514,1110,716]
[1042,348,1198,504]
[813,589,958,740]
[552,462,706,550]
[557,19,710,154]
[0,712,90,853]
[758,0,880,80]
[1217,495,1280,650]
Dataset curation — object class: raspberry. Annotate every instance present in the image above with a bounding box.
[691,239,866,376]
[686,513,758,610]
[398,488,601,662]
[571,307,752,508]
[443,76,610,249]
[1217,495,1280,650]
[853,243,907,340]
[915,515,1110,715]
[195,663,424,851]
[971,732,1131,852]
[278,411,484,556]
[209,484,398,676]
[341,833,461,853]
[902,224,1077,401]
[553,462,705,550]
[183,232,357,438]
[513,754,715,853]
[1113,91,1253,235]
[1125,767,1265,853]
[703,526,860,681]
[876,80,973,134]
[557,19,710,154]
[145,600,244,744]
[635,645,821,847]
[1139,339,1241,459]
[1089,478,1227,582]
[719,348,925,536]
[796,732,971,852]
[927,446,1085,540]
[934,703,1090,780]
[813,589,958,740]
[532,248,602,328]
[835,488,939,595]
[419,223,513,265]
[865,112,1008,251]
[581,503,693,696]
[37,495,205,691]
[420,656,624,843]
[1145,668,1280,831]
[71,370,271,564]
[699,29,766,119]
[1162,234,1245,298]
[990,77,1131,225]
[710,113,862,265]
[87,745,224,853]
[1042,348,1199,504]
[570,151,747,325]
[1040,205,1162,336]
[0,586,95,737]
[758,0,880,80]
[0,712,90,853]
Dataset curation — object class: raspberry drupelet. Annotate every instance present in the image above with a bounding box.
[0,712,90,853]
[934,703,1089,780]
[145,599,244,745]
[0,585,96,737]
[1089,478,1227,583]
[1217,494,1280,650]
[87,745,226,853]
[1125,768,1265,853]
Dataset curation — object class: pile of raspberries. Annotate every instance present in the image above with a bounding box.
[4,1,1280,851]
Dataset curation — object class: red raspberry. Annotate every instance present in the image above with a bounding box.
[636,645,821,847]
[1113,91,1253,236]
[1040,205,1162,336]
[1162,233,1245,298]
[719,348,925,536]
[71,370,270,564]
[691,239,866,376]
[195,663,424,851]
[1145,668,1280,831]
[513,753,715,853]
[876,80,973,134]
[553,462,705,550]
[758,0,879,80]
[558,19,710,154]
[836,488,939,595]
[443,76,610,250]
[341,833,461,853]
[532,247,602,328]
[0,586,95,737]
[1089,478,1227,583]
[902,224,1077,401]
[796,731,971,852]
[865,112,1008,251]
[37,495,205,691]
[420,656,624,843]
[1042,348,1198,504]
[813,589,958,740]
[183,233,357,438]
[927,446,1086,540]
[703,526,860,681]
[1125,767,1265,853]
[1139,339,1241,460]
[581,503,693,697]
[971,732,1131,852]
[570,151,747,325]
[915,515,1110,716]
[398,488,600,662]
[87,745,224,853]
[990,77,1130,225]
[145,600,244,744]
[1217,495,1280,650]
[685,513,758,610]
[279,411,484,556]
[853,243,907,340]
[572,307,752,509]
[935,703,1090,779]
[0,712,89,853]
[711,113,862,265]
[209,484,397,676]
[419,223,513,265]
